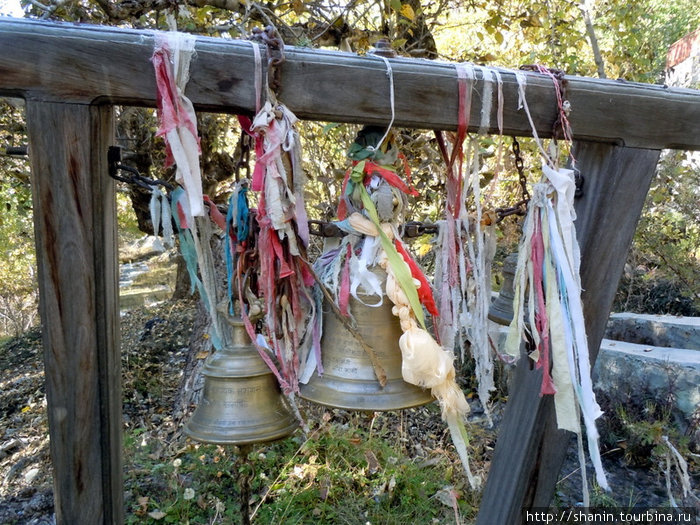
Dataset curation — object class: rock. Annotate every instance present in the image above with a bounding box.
[27,489,54,512]
[0,438,22,459]
[120,235,166,263]
[24,467,40,484]
[606,313,700,350]
[593,339,700,426]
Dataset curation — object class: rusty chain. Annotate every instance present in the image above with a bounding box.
[308,219,439,238]
[494,137,530,222]
[249,25,285,94]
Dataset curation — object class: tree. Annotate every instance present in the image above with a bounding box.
[0,99,37,336]
[5,0,698,323]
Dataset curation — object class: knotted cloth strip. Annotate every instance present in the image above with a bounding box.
[504,70,610,496]
[152,31,204,217]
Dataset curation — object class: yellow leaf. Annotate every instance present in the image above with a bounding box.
[400,3,415,21]
[291,0,304,15]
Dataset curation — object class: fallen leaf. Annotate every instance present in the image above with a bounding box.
[147,510,166,520]
[319,475,331,501]
[434,486,460,507]
[364,449,380,475]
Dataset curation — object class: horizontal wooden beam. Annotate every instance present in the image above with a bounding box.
[1,18,699,150]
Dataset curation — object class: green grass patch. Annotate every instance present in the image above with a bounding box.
[123,418,479,524]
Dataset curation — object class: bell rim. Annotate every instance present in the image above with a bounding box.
[183,419,298,446]
[299,377,434,412]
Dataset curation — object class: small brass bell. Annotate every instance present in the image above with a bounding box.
[184,317,298,445]
[488,252,519,326]
[300,268,433,411]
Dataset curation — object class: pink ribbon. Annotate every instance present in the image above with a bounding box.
[532,212,556,396]
[151,38,200,167]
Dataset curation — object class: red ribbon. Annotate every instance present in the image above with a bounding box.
[364,161,419,197]
[394,239,439,317]
[237,115,266,191]
[203,195,227,231]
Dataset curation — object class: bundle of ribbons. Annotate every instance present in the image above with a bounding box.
[229,38,317,419]
[503,68,610,500]
[151,28,316,426]
[434,63,502,425]
[151,28,232,355]
[305,127,479,489]
[235,93,317,404]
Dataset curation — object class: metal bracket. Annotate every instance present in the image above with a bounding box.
[107,146,173,191]
[574,170,585,198]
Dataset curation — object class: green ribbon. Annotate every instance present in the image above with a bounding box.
[357,181,426,330]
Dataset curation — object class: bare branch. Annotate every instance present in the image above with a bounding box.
[578,0,606,78]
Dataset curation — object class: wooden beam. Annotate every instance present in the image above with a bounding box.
[26,101,122,525]
[1,18,700,150]
[476,142,660,525]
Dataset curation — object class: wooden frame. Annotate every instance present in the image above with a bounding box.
[1,17,698,525]
[2,18,700,150]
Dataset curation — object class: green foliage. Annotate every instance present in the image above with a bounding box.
[597,384,696,467]
[117,191,143,243]
[595,0,700,83]
[0,101,36,337]
[123,417,480,524]
[615,151,700,314]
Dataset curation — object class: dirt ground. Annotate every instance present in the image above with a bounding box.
[0,300,697,524]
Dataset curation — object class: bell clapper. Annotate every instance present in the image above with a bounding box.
[235,444,254,525]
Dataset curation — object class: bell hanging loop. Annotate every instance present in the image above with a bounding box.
[488,252,519,326]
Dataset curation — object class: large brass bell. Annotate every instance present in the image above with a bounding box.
[300,268,433,411]
[184,317,298,445]
[488,252,519,326]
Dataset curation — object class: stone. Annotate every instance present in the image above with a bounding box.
[593,339,700,423]
[606,312,700,350]
[24,467,40,484]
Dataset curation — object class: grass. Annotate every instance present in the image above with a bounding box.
[123,410,482,524]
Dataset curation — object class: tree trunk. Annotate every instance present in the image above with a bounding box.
[171,252,192,301]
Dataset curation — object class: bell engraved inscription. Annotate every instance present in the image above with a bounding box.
[184,318,298,445]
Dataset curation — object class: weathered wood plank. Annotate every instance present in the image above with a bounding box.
[26,101,122,525]
[476,142,660,525]
[1,18,700,150]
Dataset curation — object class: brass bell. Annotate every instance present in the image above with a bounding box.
[184,317,298,445]
[300,268,433,411]
[488,252,519,326]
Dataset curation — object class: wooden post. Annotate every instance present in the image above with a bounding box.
[476,142,661,525]
[26,101,122,525]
